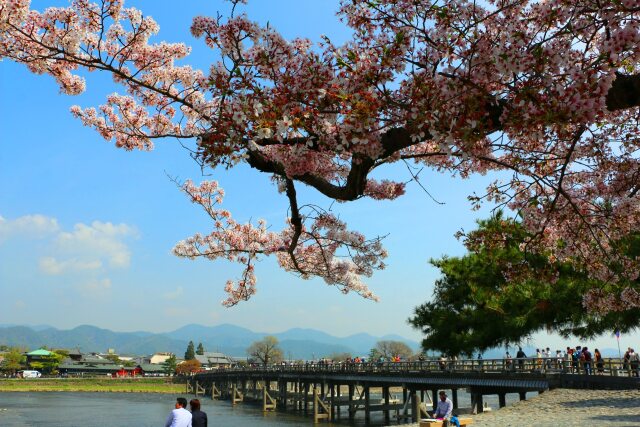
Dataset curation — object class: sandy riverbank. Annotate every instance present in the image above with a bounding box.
[396,388,640,426]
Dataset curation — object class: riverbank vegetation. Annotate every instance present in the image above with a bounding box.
[0,377,184,393]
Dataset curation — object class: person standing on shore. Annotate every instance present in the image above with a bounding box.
[190,399,207,427]
[165,397,192,427]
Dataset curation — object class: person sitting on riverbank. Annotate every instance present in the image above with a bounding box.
[432,391,460,427]
[190,399,207,427]
[165,397,192,427]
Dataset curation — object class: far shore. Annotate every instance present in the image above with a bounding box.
[0,377,184,393]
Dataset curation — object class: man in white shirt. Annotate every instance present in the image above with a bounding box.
[432,391,460,427]
[165,397,192,427]
[434,390,452,417]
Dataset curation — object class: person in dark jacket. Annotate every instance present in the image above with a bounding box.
[189,399,207,427]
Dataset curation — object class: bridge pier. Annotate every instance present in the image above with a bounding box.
[411,390,420,423]
[364,386,370,423]
[471,392,484,414]
[383,385,390,424]
[431,389,437,411]
[452,388,458,409]
[499,393,506,408]
[304,382,310,414]
[519,391,527,401]
[348,384,355,421]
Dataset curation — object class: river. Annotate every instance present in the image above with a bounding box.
[0,391,530,426]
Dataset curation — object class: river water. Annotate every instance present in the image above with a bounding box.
[0,391,530,426]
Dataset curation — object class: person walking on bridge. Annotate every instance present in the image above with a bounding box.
[516,347,526,370]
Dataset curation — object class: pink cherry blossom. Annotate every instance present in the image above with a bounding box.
[2,0,640,310]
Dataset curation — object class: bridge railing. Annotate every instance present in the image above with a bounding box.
[202,357,638,377]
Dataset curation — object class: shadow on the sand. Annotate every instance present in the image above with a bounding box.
[561,397,640,408]
[589,414,640,425]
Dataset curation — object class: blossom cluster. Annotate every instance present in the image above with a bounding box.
[173,180,385,305]
[2,0,640,309]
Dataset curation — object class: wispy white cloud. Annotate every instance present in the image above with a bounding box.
[0,214,59,241]
[1,214,137,302]
[56,221,138,269]
[39,256,102,275]
[163,286,184,300]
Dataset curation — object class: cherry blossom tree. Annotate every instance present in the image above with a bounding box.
[1,0,639,310]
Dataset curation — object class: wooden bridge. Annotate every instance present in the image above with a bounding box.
[188,358,640,424]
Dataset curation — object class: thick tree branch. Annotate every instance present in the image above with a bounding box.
[606,73,640,111]
[246,73,640,201]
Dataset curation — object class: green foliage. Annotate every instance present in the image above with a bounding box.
[104,354,122,364]
[409,213,640,356]
[196,343,205,355]
[162,355,177,375]
[369,348,382,361]
[54,349,70,358]
[1,348,26,373]
[184,341,196,361]
[29,352,64,375]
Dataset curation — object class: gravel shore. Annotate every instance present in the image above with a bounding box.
[395,388,640,427]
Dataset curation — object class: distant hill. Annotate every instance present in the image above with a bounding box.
[0,324,421,359]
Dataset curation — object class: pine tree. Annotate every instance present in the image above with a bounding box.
[196,343,205,355]
[184,341,196,361]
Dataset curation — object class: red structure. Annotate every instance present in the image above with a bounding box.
[112,367,142,378]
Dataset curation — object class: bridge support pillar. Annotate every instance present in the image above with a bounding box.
[211,382,220,400]
[313,388,331,422]
[471,393,484,414]
[411,390,420,423]
[348,384,355,421]
[280,380,287,410]
[336,383,341,418]
[364,386,371,423]
[329,383,335,419]
[304,382,310,414]
[431,389,438,411]
[499,393,506,408]
[452,388,458,409]
[383,385,390,425]
[519,392,526,401]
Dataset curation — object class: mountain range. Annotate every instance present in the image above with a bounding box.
[0,324,420,359]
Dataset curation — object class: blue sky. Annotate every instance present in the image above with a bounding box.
[0,0,636,352]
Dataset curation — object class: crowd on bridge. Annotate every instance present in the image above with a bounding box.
[496,345,640,376]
